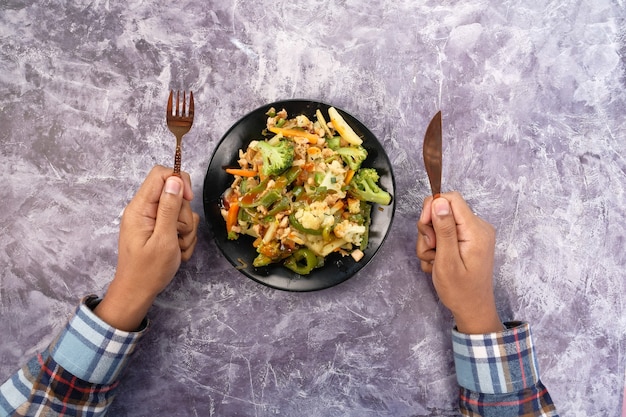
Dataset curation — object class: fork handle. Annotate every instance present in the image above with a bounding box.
[173,143,182,177]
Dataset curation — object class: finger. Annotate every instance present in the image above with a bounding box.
[181,234,198,261]
[177,200,196,235]
[445,191,479,226]
[416,196,437,271]
[417,219,436,248]
[154,176,184,237]
[179,170,195,201]
[419,196,434,225]
[180,212,200,261]
[416,195,436,252]
[430,197,463,269]
[416,224,436,261]
[179,211,199,252]
[418,246,436,267]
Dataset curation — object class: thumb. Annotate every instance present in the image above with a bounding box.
[431,197,462,265]
[154,176,184,236]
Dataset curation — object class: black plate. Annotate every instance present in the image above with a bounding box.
[203,100,395,291]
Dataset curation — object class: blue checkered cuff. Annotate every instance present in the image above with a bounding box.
[452,321,541,395]
[49,295,148,385]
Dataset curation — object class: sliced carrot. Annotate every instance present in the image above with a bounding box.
[269,126,320,144]
[344,169,355,185]
[330,201,344,214]
[225,168,258,177]
[306,146,322,157]
[226,202,239,232]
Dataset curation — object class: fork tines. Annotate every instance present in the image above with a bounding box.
[167,90,194,119]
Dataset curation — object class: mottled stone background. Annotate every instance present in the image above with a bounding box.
[1,1,625,416]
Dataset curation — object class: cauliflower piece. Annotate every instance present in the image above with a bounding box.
[333,220,366,246]
[296,114,312,128]
[316,160,348,196]
[318,172,344,195]
[326,159,347,175]
[294,201,334,230]
[296,210,321,230]
[324,192,343,207]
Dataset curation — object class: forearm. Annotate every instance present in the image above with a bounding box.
[0,296,147,416]
[453,322,558,416]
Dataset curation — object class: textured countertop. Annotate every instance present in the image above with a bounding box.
[1,1,625,416]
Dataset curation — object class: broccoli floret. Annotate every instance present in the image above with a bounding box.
[256,139,295,176]
[336,145,368,171]
[348,168,392,205]
[326,136,341,150]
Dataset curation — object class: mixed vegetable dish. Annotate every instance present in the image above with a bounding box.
[220,106,392,275]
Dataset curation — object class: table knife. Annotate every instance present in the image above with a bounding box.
[423,111,442,198]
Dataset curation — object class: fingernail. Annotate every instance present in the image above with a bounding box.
[423,233,431,246]
[434,198,450,216]
[165,177,182,195]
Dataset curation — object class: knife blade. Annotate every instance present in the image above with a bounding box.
[423,111,442,199]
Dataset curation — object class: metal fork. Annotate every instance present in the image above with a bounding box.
[166,90,194,176]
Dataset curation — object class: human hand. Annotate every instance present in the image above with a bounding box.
[94,166,200,331]
[416,192,502,334]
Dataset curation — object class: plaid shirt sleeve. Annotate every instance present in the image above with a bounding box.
[452,321,559,417]
[0,295,147,417]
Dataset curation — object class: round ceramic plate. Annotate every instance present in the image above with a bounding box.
[203,99,395,291]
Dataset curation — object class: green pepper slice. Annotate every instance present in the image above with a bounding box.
[253,253,273,267]
[238,206,252,223]
[241,168,301,208]
[284,248,318,275]
[257,190,281,208]
[240,178,270,206]
[292,186,305,201]
[281,166,302,185]
[266,197,290,217]
[307,186,329,202]
[313,172,324,186]
[239,178,249,195]
[288,213,323,235]
[241,189,281,208]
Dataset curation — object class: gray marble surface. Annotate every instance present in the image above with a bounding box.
[1,1,625,416]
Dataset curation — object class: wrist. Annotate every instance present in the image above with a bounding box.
[94,277,156,332]
[452,304,503,335]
